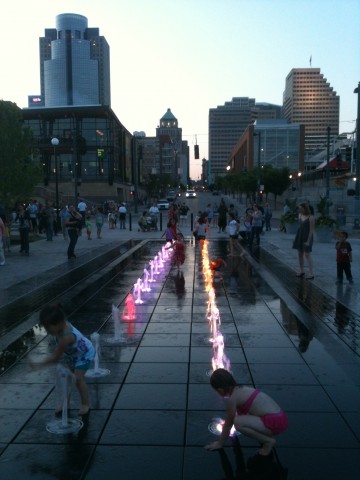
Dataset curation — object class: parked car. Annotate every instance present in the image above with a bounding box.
[157,199,170,210]
[167,190,177,202]
[212,190,220,196]
[185,190,197,198]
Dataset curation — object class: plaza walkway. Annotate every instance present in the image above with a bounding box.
[0,215,359,479]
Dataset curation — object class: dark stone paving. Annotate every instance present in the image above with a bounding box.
[0,239,359,480]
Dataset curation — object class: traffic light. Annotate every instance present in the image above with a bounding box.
[345,146,352,163]
[130,191,134,197]
[194,145,199,159]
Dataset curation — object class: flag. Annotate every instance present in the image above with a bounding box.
[309,55,312,67]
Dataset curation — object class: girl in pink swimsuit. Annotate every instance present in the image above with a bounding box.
[205,368,288,456]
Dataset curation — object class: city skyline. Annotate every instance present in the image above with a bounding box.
[1,0,359,180]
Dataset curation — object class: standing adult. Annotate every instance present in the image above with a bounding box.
[179,202,189,227]
[77,199,87,226]
[16,204,31,255]
[264,203,272,231]
[60,206,70,240]
[292,202,315,280]
[27,199,39,234]
[206,203,214,226]
[149,202,160,231]
[217,199,227,233]
[249,204,263,250]
[118,203,127,229]
[65,205,83,260]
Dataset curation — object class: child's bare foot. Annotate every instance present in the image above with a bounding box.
[258,438,276,456]
[55,406,69,417]
[78,405,90,416]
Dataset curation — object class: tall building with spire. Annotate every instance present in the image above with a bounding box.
[36,13,110,107]
[282,68,339,153]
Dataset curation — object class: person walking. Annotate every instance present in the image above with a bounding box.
[65,205,83,260]
[292,202,315,280]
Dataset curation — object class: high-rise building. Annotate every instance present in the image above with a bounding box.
[37,13,110,107]
[208,98,281,183]
[135,109,189,186]
[282,68,339,154]
[156,109,189,184]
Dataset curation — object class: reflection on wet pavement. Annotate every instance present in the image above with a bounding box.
[0,239,359,479]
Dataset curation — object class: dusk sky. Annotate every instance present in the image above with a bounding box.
[1,0,359,179]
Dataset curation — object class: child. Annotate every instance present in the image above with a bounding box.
[195,216,208,242]
[210,257,227,281]
[172,232,186,270]
[95,207,104,239]
[85,215,92,240]
[31,304,95,416]
[335,231,353,284]
[205,369,288,456]
[228,213,243,256]
[164,221,176,243]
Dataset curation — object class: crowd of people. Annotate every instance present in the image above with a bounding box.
[0,198,129,263]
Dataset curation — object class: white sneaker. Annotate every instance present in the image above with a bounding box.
[0,261,5,266]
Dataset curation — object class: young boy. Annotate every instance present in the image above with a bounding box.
[335,231,353,284]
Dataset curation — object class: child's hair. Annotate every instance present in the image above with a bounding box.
[299,202,310,215]
[39,304,65,329]
[340,231,348,239]
[210,368,237,393]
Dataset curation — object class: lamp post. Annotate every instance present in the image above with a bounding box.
[253,131,261,202]
[354,82,360,229]
[326,126,331,215]
[51,137,60,230]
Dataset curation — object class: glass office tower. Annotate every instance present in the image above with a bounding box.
[40,13,110,107]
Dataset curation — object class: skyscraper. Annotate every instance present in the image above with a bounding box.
[208,98,281,183]
[39,13,110,107]
[282,68,339,153]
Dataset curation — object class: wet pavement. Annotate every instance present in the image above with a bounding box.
[0,218,360,480]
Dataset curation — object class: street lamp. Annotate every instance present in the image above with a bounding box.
[253,131,261,202]
[51,137,60,230]
[354,82,360,229]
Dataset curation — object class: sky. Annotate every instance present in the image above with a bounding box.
[1,0,359,179]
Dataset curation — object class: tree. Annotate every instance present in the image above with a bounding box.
[143,173,174,199]
[262,166,291,208]
[0,101,42,210]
